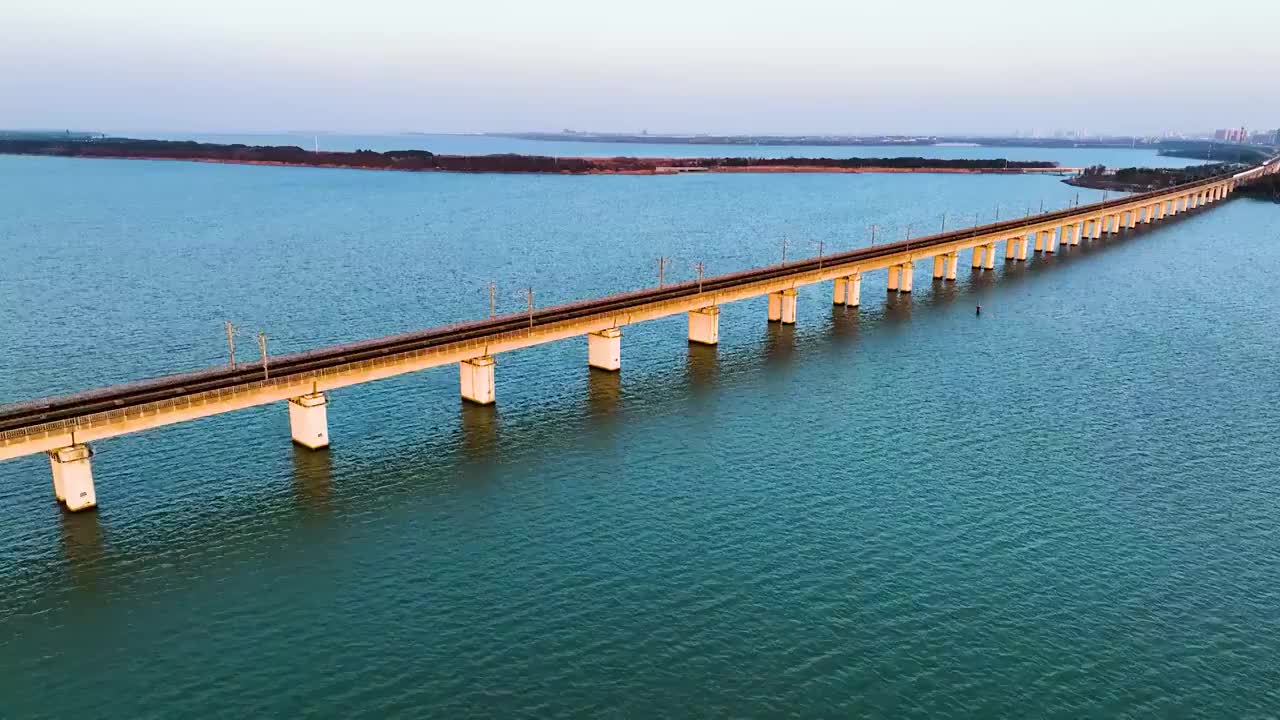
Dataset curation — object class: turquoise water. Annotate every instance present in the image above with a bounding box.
[130,131,1203,168]
[2,154,1279,717]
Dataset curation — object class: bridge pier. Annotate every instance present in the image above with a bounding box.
[460,355,496,405]
[945,252,959,281]
[1033,231,1045,253]
[588,327,622,371]
[688,307,720,345]
[971,246,983,269]
[780,289,797,324]
[845,273,861,306]
[1005,238,1017,260]
[1127,212,1137,230]
[1092,218,1103,239]
[899,262,913,293]
[1015,237,1029,261]
[288,392,330,449]
[887,265,901,291]
[833,277,847,304]
[49,444,96,512]
[932,256,945,279]
[983,242,996,270]
[767,291,783,322]
[1157,203,1167,220]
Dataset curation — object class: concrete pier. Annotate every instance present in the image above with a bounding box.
[288,392,330,449]
[899,262,913,293]
[1034,232,1045,253]
[588,327,622,371]
[780,289,797,324]
[845,274,861,306]
[887,265,901,292]
[688,307,720,345]
[49,444,95,512]
[1015,237,1028,261]
[932,256,945,279]
[945,252,959,281]
[460,355,496,405]
[767,291,783,322]
[1005,238,1017,260]
[972,245,984,269]
[983,243,996,270]
[832,277,847,304]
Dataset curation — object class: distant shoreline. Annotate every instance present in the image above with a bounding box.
[489,131,1164,150]
[0,137,1067,176]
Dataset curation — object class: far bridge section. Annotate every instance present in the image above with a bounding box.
[3,159,1278,513]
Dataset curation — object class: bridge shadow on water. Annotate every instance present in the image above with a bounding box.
[762,322,798,368]
[685,342,720,396]
[586,368,623,420]
[290,444,333,516]
[828,304,861,342]
[58,509,106,594]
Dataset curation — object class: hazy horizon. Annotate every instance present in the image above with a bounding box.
[5,0,1279,137]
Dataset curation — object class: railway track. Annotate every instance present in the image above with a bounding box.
[0,167,1255,432]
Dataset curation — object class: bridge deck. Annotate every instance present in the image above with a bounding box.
[0,161,1274,462]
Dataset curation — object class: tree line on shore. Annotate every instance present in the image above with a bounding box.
[0,138,1056,173]
[1072,162,1241,191]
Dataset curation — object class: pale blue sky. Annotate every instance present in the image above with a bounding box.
[5,0,1279,135]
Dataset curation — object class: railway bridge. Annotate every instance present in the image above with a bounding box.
[4,159,1277,511]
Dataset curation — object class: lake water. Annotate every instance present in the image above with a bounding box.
[1,152,1278,718]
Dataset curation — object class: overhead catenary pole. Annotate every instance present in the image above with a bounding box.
[526,288,535,332]
[224,321,236,368]
[489,282,496,319]
[696,262,704,293]
[869,224,879,247]
[658,256,667,288]
[258,332,268,380]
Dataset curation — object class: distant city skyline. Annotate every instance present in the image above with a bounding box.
[5,0,1279,136]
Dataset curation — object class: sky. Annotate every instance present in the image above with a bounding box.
[4,0,1279,136]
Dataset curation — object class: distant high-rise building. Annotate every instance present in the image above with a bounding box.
[1214,129,1229,140]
